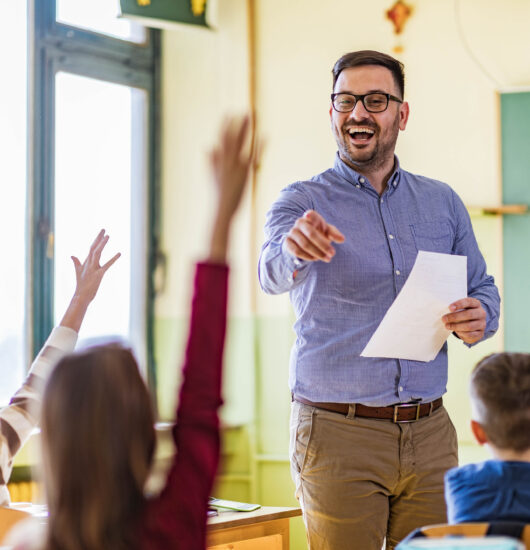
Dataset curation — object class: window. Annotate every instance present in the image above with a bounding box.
[28,2,160,389]
[56,0,146,42]
[0,1,28,403]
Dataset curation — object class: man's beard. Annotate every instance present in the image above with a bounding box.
[338,116,400,172]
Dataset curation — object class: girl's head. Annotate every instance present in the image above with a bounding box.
[41,344,156,550]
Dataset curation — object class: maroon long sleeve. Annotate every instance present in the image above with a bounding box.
[139,262,228,550]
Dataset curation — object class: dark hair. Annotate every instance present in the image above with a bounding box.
[470,352,530,452]
[42,344,156,550]
[332,50,405,98]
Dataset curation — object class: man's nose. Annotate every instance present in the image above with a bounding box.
[349,98,370,120]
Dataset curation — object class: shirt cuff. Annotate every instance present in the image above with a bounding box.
[281,237,308,272]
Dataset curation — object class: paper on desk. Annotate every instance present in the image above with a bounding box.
[361,251,467,362]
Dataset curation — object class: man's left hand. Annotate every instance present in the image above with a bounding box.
[442,297,486,344]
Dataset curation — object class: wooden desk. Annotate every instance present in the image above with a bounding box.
[207,506,302,550]
[6,503,302,550]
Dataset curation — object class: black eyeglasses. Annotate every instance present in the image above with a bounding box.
[331,92,403,113]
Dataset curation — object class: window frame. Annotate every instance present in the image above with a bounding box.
[29,0,161,398]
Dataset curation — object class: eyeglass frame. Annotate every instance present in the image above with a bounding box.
[330,92,403,113]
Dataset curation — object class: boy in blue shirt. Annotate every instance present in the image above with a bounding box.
[445,352,530,523]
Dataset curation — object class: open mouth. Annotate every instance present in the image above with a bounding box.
[347,126,375,144]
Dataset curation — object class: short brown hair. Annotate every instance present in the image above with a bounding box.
[42,344,156,550]
[470,352,530,452]
[332,50,405,98]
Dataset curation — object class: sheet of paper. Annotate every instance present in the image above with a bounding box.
[361,251,467,362]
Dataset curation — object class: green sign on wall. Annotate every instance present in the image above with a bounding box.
[120,0,209,29]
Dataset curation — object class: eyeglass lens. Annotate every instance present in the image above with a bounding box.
[333,93,388,113]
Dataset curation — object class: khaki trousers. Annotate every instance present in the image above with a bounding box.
[289,401,458,550]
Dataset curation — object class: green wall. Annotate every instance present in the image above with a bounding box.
[155,314,308,548]
[501,91,530,352]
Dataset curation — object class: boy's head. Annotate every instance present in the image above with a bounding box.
[470,352,530,453]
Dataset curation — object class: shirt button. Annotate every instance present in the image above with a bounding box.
[395,269,401,275]
[359,177,365,184]
[389,234,394,239]
[356,184,361,189]
[399,386,404,392]
[393,181,397,187]
[380,198,384,203]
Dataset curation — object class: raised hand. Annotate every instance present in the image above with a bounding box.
[60,230,121,332]
[284,210,345,263]
[442,297,486,344]
[208,116,256,262]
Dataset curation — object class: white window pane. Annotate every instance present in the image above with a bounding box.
[54,73,147,368]
[56,0,146,43]
[0,1,27,402]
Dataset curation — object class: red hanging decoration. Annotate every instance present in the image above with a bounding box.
[386,0,413,53]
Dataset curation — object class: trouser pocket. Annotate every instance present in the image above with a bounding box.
[289,401,315,500]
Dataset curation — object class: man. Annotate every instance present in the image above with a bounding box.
[258,51,500,550]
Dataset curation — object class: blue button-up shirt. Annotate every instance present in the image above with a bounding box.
[258,154,500,406]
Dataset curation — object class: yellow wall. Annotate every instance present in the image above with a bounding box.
[155,3,530,546]
[158,0,530,428]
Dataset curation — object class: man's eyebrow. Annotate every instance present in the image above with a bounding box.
[335,89,389,95]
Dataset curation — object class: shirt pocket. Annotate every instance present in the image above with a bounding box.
[410,221,454,253]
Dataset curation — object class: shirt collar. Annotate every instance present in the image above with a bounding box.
[333,152,402,192]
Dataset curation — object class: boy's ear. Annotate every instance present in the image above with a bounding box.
[470,419,489,445]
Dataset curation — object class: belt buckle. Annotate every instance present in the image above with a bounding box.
[393,403,421,423]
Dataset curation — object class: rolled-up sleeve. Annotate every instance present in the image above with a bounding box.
[258,183,313,295]
[452,191,501,344]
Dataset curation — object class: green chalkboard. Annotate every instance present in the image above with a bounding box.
[500,91,530,352]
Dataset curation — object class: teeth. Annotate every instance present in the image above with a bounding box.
[348,127,375,135]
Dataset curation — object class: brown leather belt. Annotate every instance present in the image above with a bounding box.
[293,395,443,423]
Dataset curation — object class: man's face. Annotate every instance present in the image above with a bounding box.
[330,65,409,172]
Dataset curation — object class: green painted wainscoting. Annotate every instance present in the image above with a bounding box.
[500,91,530,353]
[154,314,307,549]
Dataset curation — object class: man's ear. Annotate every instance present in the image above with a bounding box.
[470,419,489,446]
[399,101,410,131]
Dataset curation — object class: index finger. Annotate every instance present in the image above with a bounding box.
[303,209,326,227]
[221,115,250,158]
[91,234,110,264]
[326,223,345,243]
[449,297,479,311]
[303,211,344,243]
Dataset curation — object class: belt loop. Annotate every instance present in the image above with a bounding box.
[346,403,356,420]
[415,403,421,421]
[428,401,434,416]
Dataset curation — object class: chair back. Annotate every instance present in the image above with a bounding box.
[398,537,524,549]
[397,522,530,550]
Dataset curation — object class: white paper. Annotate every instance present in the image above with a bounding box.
[361,251,467,362]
